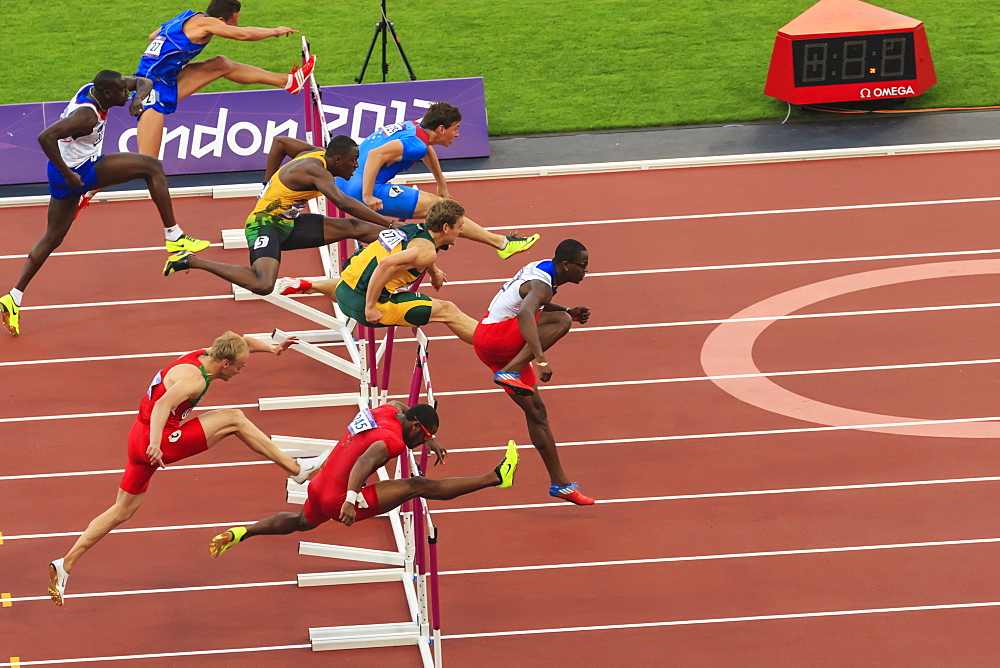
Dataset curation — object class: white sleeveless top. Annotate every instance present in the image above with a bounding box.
[481,260,557,324]
[57,84,108,168]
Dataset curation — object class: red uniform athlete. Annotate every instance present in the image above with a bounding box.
[473,239,595,505]
[208,402,519,556]
[48,331,322,606]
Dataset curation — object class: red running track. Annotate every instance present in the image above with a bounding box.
[3,150,1000,665]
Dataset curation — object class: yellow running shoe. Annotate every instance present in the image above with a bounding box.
[166,234,210,253]
[210,526,248,558]
[0,293,20,336]
[497,234,540,259]
[495,440,519,488]
[163,250,194,276]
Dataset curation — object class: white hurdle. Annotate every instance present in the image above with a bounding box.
[219,38,443,666]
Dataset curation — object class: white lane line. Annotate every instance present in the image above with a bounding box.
[0,402,254,424]
[0,243,223,261]
[0,645,310,666]
[7,475,1000,541]
[0,460,272,482]
[441,600,1000,639]
[6,579,295,604]
[10,536,1000,605]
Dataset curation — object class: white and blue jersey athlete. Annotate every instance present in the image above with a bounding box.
[135,10,208,114]
[46,84,109,199]
[336,120,430,220]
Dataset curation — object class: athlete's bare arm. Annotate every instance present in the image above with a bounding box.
[36,108,102,189]
[340,441,391,525]
[123,76,153,117]
[263,137,319,181]
[185,15,297,42]
[421,146,451,199]
[363,240,437,323]
[516,280,556,370]
[242,334,296,355]
[146,365,208,468]
[299,161,397,229]
[361,140,405,209]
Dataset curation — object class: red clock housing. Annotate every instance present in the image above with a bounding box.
[765,0,936,105]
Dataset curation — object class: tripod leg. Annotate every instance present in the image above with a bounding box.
[385,19,417,81]
[356,21,387,84]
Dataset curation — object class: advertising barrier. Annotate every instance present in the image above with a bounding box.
[0,77,488,185]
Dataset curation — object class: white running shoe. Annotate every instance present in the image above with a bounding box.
[290,450,329,484]
[49,558,69,606]
[273,277,311,296]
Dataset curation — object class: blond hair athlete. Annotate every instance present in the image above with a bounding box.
[47,332,324,606]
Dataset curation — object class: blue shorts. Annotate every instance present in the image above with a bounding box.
[47,157,102,200]
[137,77,180,115]
[336,176,420,220]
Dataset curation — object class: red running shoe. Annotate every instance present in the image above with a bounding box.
[285,54,316,94]
[550,482,595,505]
[274,277,312,296]
[73,190,96,221]
[493,371,534,396]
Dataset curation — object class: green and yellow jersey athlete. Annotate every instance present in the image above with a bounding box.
[283,199,479,343]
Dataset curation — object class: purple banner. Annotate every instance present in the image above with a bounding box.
[0,77,488,186]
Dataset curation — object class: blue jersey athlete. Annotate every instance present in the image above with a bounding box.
[337,102,540,260]
[134,0,312,158]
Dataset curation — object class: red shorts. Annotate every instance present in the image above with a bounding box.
[473,317,536,392]
[303,478,383,526]
[120,418,209,495]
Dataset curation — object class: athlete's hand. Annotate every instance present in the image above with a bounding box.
[339,501,357,526]
[364,195,384,211]
[273,336,298,355]
[272,27,298,37]
[569,306,591,324]
[428,266,447,291]
[146,444,166,469]
[436,186,452,200]
[427,439,447,466]
[537,361,553,383]
[64,172,84,190]
[365,306,383,324]
[128,97,144,117]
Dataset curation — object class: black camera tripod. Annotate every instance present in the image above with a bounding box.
[355,0,417,83]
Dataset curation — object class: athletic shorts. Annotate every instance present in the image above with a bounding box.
[336,176,420,220]
[138,78,180,115]
[47,157,102,200]
[335,281,433,328]
[302,480,383,526]
[245,212,326,263]
[120,418,208,495]
[473,316,537,391]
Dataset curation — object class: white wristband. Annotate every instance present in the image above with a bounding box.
[345,490,359,505]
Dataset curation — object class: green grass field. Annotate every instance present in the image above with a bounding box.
[1,1,997,135]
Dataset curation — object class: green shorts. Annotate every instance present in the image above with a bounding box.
[335,281,433,327]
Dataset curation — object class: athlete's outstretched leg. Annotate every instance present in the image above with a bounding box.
[94,153,179,230]
[170,255,281,296]
[428,298,478,344]
[209,512,317,557]
[197,409,299,475]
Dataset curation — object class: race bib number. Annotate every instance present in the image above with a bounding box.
[253,236,270,250]
[257,180,270,200]
[387,185,405,199]
[144,36,165,57]
[377,227,406,252]
[377,122,406,138]
[167,429,182,443]
[141,89,159,107]
[347,408,378,435]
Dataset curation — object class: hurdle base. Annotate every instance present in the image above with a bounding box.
[259,393,363,410]
[309,622,421,651]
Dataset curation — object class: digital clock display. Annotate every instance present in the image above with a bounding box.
[792,32,916,87]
